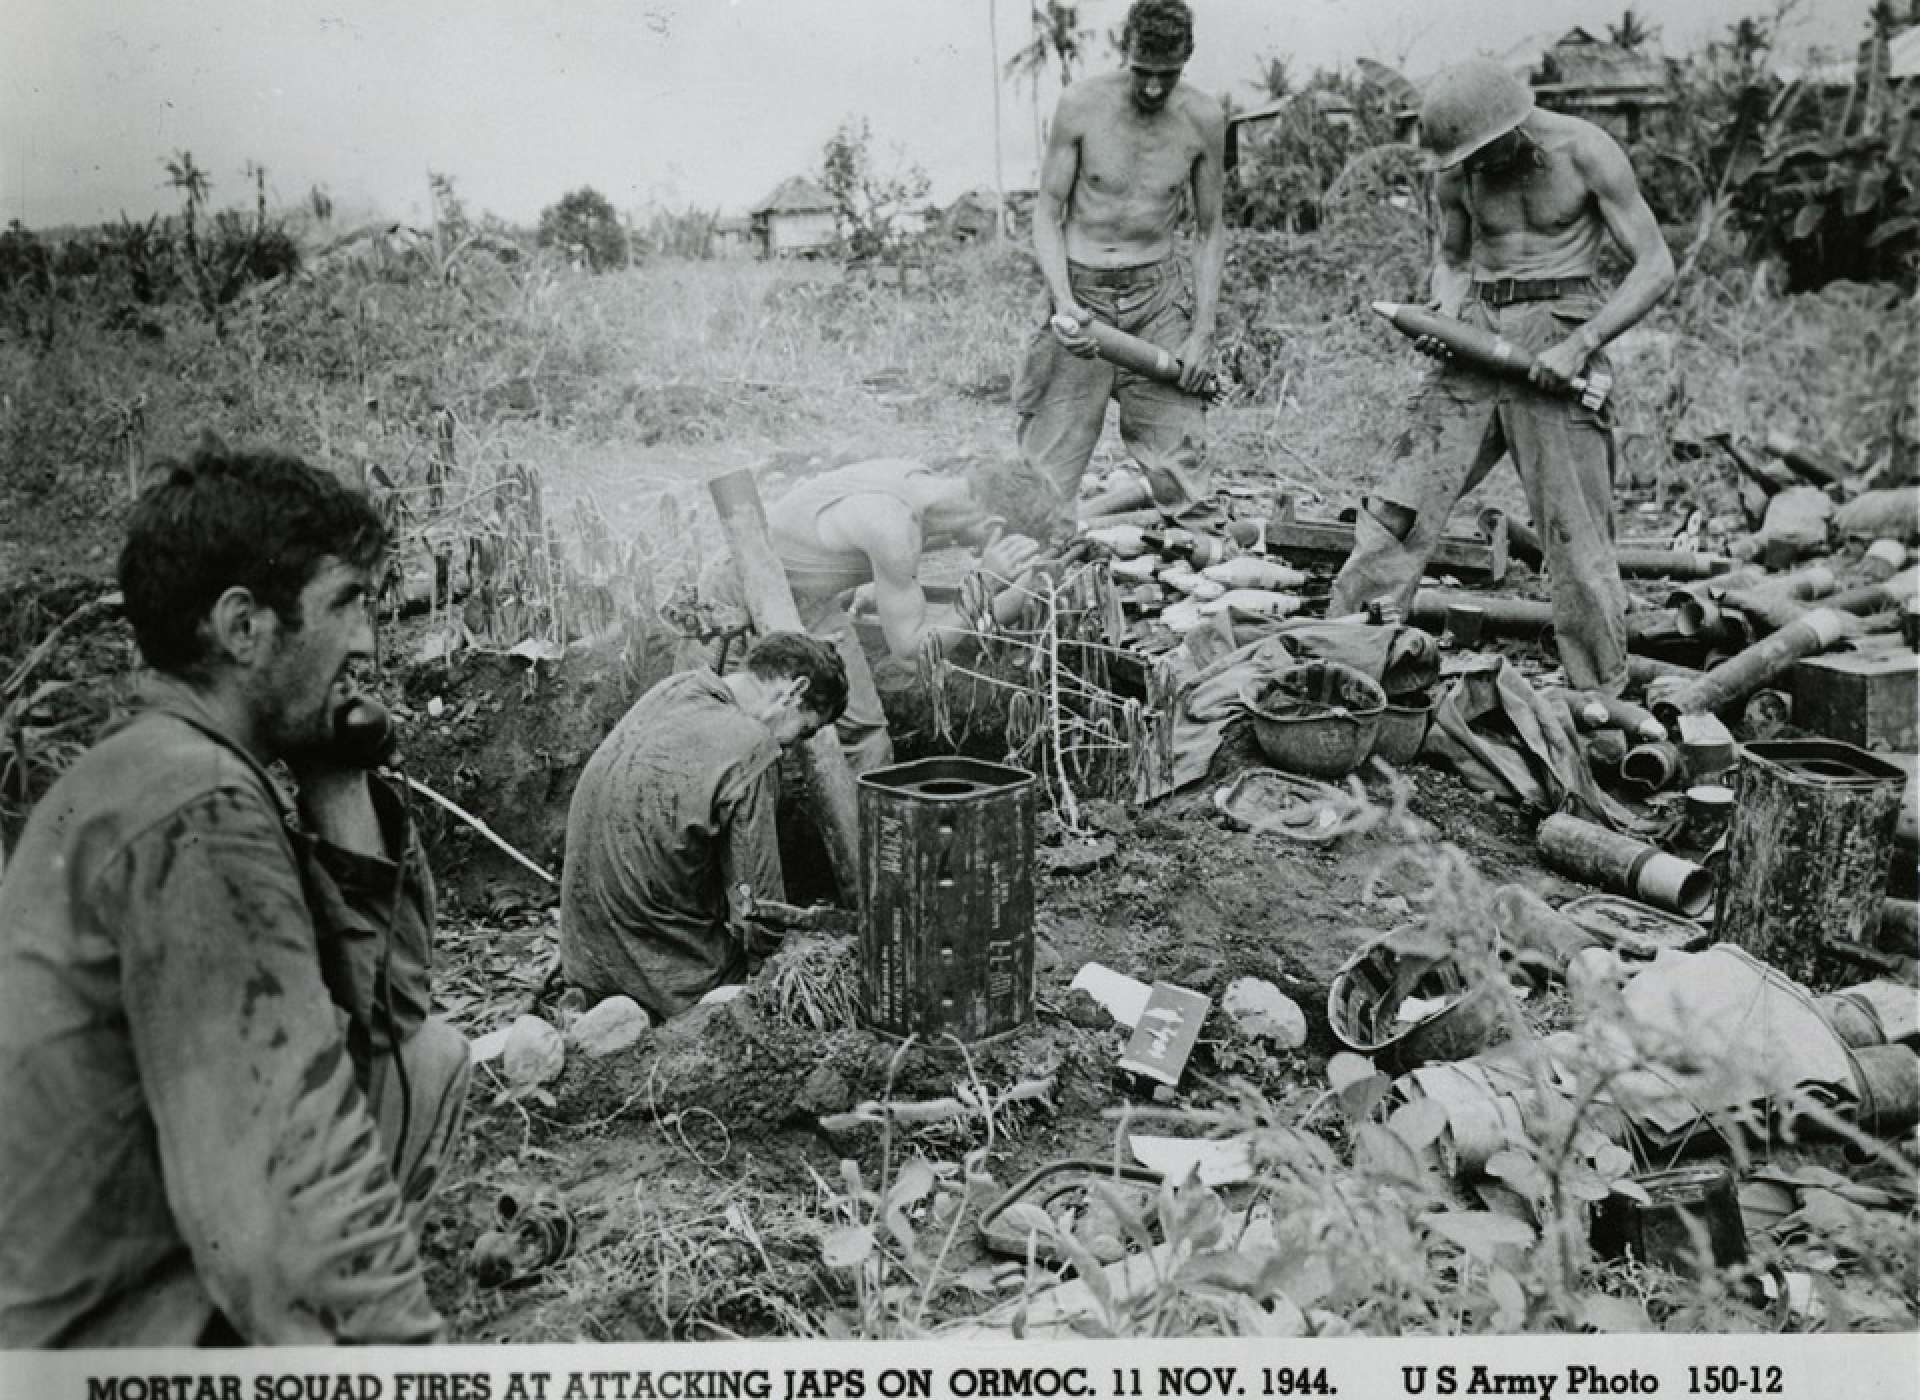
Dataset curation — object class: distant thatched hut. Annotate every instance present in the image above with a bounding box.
[749,176,837,259]
[1500,27,1671,143]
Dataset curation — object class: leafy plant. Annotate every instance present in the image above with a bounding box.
[1724,18,1919,290]
[819,116,932,262]
[537,186,630,272]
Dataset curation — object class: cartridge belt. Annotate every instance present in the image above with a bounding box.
[1069,257,1173,289]
[1468,276,1599,308]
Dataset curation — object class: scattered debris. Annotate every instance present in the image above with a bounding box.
[1537,813,1714,919]
[1591,1163,1747,1277]
[1068,962,1151,1028]
[976,1158,1163,1263]
[1117,982,1211,1091]
[1127,1134,1254,1186]
[1220,976,1308,1051]
[1327,933,1503,1074]
[469,1187,577,1288]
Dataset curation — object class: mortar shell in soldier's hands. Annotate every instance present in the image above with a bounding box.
[1370,301,1612,410]
[1053,314,1229,405]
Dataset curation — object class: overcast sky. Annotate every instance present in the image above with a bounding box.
[2,0,1877,231]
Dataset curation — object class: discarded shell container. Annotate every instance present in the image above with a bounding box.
[857,757,1037,1044]
[1680,785,1736,853]
[1621,740,1685,795]
[1850,1045,1920,1135]
[1591,1164,1747,1277]
[1537,813,1715,919]
[1739,688,1793,742]
[1716,740,1906,988]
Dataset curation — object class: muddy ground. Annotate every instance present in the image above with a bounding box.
[4,448,1909,1339]
[322,594,1594,1341]
[0,545,1583,1342]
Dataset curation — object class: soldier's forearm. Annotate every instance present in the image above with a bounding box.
[1430,261,1472,315]
[1032,205,1075,310]
[1572,254,1676,353]
[1189,225,1225,335]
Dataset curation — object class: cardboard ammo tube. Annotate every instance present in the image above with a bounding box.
[1650,607,1848,730]
[1537,813,1714,918]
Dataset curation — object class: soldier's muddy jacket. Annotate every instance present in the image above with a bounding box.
[559,668,785,1019]
[0,677,444,1346]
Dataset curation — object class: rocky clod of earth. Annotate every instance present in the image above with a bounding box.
[1221,976,1309,1050]
[502,1013,566,1088]
[565,995,651,1059]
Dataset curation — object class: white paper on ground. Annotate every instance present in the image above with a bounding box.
[1128,1134,1255,1186]
[1070,962,1152,1028]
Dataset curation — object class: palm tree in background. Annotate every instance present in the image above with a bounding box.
[163,151,210,244]
[1005,1,1095,170]
[1607,8,1659,52]
[1254,54,1295,103]
[163,150,211,290]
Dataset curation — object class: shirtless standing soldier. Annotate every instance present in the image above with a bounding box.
[1016,0,1226,515]
[1327,58,1676,697]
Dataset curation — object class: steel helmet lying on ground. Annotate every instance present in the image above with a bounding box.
[1419,58,1535,170]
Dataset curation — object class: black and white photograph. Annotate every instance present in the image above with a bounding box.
[0,0,1915,1389]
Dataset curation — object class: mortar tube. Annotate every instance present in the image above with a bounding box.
[1628,654,1704,687]
[1616,549,1735,580]
[1409,590,1553,637]
[1665,565,1769,610]
[1082,505,1170,531]
[1763,430,1849,491]
[1537,813,1714,918]
[1745,563,1840,608]
[1821,567,1919,618]
[1675,596,1753,646]
[1649,607,1849,731]
[1622,740,1686,794]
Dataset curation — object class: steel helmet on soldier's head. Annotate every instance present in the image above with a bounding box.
[1419,58,1535,171]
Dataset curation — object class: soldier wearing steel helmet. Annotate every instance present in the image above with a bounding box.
[1328,58,1675,697]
